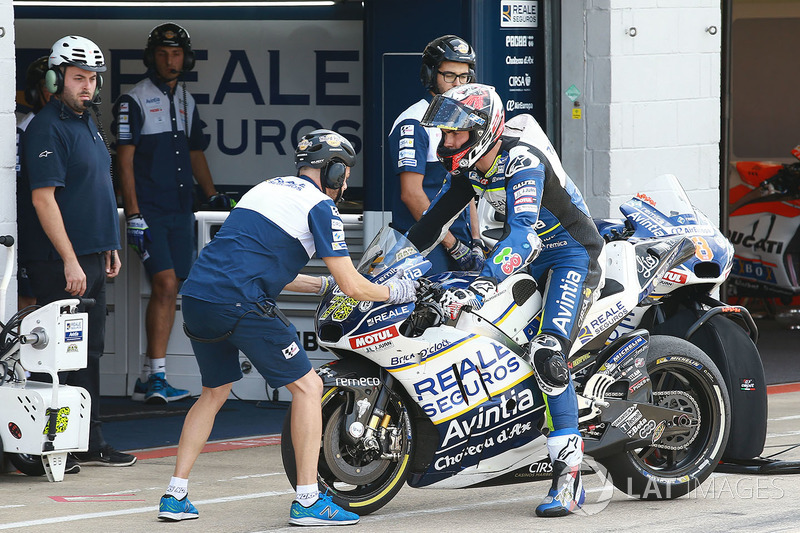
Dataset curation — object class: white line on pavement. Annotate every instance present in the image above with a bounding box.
[0,490,294,530]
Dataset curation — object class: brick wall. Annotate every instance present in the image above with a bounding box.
[563,0,722,222]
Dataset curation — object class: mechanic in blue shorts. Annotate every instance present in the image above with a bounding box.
[157,130,417,526]
[113,23,234,404]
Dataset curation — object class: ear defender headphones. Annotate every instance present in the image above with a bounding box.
[294,129,357,191]
[322,160,348,190]
[44,35,107,100]
[143,22,196,73]
[44,67,103,99]
[24,56,49,110]
[420,34,477,93]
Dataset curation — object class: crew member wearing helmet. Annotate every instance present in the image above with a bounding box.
[158,130,417,525]
[112,22,232,404]
[20,36,136,467]
[16,56,52,311]
[406,84,604,517]
[387,34,483,274]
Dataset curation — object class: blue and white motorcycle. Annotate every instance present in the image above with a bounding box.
[280,175,736,514]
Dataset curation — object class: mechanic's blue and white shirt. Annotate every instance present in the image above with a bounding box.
[112,72,206,215]
[388,97,471,244]
[181,175,349,304]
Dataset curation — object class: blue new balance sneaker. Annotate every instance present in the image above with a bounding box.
[131,377,147,402]
[289,493,359,526]
[158,494,198,521]
[141,373,191,404]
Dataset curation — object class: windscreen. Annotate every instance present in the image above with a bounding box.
[357,227,421,277]
[420,94,487,130]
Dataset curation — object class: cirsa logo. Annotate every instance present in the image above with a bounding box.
[508,73,531,87]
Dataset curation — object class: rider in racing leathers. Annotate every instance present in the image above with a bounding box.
[406,83,604,517]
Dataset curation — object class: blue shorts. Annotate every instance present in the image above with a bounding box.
[142,211,195,279]
[181,296,312,389]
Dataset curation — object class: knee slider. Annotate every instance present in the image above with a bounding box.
[528,334,570,396]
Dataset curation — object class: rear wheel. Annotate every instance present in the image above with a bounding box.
[281,386,414,515]
[601,335,730,499]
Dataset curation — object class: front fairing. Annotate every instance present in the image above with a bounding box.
[316,228,430,341]
[618,175,734,284]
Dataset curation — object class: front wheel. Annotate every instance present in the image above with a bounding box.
[281,386,414,516]
[600,335,731,500]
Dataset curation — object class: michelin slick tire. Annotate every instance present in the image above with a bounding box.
[600,335,731,500]
[281,386,414,515]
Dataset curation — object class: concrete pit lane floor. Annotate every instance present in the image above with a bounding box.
[1,386,799,533]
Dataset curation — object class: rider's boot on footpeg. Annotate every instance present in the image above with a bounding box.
[536,433,585,517]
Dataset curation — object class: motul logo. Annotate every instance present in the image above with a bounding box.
[663,270,687,284]
[349,326,398,349]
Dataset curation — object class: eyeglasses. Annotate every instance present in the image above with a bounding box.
[437,70,473,84]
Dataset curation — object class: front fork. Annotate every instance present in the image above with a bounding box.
[337,371,403,460]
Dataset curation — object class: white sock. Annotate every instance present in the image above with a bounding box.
[140,359,150,382]
[166,476,188,500]
[296,484,319,507]
[149,358,167,378]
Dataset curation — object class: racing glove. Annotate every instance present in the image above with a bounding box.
[439,277,497,320]
[470,238,489,271]
[446,238,482,271]
[208,193,237,211]
[126,214,151,259]
[385,271,419,305]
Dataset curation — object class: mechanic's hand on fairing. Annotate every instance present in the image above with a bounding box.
[385,270,419,305]
[126,214,150,260]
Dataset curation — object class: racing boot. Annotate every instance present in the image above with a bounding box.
[535,433,585,517]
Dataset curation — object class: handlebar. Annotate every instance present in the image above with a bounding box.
[78,297,96,309]
[0,235,13,247]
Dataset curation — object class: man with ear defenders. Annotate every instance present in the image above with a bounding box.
[388,34,483,274]
[16,56,52,311]
[112,22,230,404]
[19,35,136,467]
[157,129,416,525]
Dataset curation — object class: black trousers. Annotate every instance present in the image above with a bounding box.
[27,253,108,451]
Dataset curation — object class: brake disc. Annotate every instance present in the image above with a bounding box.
[322,405,391,485]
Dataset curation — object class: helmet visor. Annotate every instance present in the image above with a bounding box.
[420,94,488,131]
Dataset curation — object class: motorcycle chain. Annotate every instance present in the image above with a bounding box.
[650,390,701,450]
